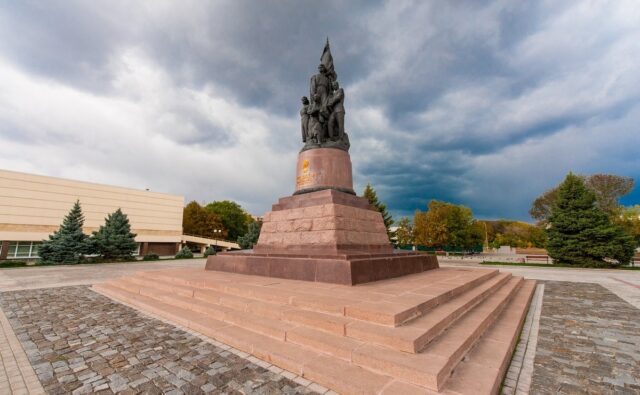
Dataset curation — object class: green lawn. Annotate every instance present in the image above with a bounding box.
[480,261,640,270]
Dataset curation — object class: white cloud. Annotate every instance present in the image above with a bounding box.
[0,0,639,221]
[0,53,297,215]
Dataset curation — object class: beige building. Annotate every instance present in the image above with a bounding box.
[0,169,185,259]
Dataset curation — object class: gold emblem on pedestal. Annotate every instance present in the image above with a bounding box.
[296,159,316,188]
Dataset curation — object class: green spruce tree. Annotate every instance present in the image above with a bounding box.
[91,208,138,260]
[363,183,394,241]
[38,200,91,264]
[203,246,217,257]
[237,221,262,249]
[175,246,194,259]
[546,173,635,267]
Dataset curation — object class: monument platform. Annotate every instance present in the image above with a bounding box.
[94,266,536,394]
[206,188,439,284]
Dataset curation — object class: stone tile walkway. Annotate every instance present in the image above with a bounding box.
[603,277,640,309]
[530,281,640,394]
[0,304,45,394]
[0,286,320,395]
[501,284,545,395]
[0,259,205,292]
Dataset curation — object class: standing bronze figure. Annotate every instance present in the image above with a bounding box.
[300,39,349,152]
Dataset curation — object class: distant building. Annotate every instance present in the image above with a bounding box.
[0,169,184,259]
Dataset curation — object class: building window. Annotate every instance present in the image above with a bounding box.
[6,241,41,259]
[133,243,141,256]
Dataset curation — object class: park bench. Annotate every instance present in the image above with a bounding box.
[525,255,549,263]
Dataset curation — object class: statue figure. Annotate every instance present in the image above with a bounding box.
[307,93,326,143]
[310,64,331,110]
[327,80,345,140]
[299,39,349,152]
[300,96,310,142]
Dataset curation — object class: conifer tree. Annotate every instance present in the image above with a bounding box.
[38,200,91,264]
[363,183,394,240]
[237,221,262,249]
[91,208,138,260]
[546,173,635,267]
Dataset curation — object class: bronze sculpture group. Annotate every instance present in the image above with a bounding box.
[300,40,349,151]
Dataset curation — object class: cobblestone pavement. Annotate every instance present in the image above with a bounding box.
[0,286,319,395]
[530,281,640,394]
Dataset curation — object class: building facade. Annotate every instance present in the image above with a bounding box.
[0,169,184,259]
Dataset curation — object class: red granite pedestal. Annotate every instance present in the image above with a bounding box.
[206,147,438,285]
[294,148,355,195]
[206,190,438,285]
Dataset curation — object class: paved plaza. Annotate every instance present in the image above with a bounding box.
[0,260,205,292]
[1,259,639,394]
[530,282,640,394]
[0,286,317,395]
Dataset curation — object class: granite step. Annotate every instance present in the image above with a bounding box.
[128,273,293,313]
[444,280,536,395]
[282,308,352,335]
[93,282,401,395]
[139,270,308,305]
[104,278,300,341]
[302,355,394,395]
[95,283,315,374]
[344,269,499,326]
[106,277,143,295]
[127,274,196,297]
[112,270,508,354]
[349,276,523,391]
[137,267,501,326]
[285,325,364,361]
[94,268,535,395]
[107,276,358,337]
[345,272,513,353]
[131,273,386,333]
[93,283,212,330]
[253,326,398,395]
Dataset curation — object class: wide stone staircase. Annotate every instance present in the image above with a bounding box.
[93,267,535,394]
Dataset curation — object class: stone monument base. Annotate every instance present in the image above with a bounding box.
[205,250,439,285]
[205,189,439,285]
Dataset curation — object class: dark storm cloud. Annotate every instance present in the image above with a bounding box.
[0,1,638,220]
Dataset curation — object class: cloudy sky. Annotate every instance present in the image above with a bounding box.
[0,1,638,221]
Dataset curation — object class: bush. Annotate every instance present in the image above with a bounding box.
[175,246,193,259]
[143,253,160,261]
[203,246,216,257]
[0,260,28,268]
[237,221,262,249]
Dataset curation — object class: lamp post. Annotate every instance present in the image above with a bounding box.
[213,229,221,252]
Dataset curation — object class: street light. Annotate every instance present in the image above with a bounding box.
[213,229,222,252]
